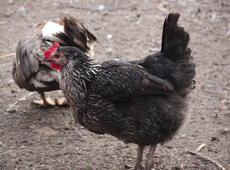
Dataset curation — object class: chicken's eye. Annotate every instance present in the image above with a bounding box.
[53,54,60,59]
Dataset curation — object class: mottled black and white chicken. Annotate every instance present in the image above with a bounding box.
[42,13,195,170]
[12,16,97,106]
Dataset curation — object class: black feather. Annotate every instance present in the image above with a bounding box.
[55,16,96,52]
[57,13,196,148]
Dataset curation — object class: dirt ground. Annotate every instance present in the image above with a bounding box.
[0,0,229,169]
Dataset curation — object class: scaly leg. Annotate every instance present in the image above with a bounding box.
[145,145,157,170]
[134,145,144,170]
[125,145,144,170]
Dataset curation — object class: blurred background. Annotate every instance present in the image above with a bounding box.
[0,0,229,169]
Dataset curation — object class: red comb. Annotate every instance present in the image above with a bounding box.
[53,42,59,47]
[44,42,60,58]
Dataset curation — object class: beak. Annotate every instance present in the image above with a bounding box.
[41,57,52,63]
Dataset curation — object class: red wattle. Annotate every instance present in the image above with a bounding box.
[49,63,62,70]
[44,51,51,58]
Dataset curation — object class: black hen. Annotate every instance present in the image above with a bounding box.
[43,13,195,170]
[12,16,96,106]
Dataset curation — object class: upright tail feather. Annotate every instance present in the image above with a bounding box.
[161,13,195,90]
[55,16,97,56]
[161,13,190,62]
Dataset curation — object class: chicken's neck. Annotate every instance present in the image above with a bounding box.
[59,59,98,109]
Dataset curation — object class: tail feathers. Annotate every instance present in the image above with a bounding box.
[81,24,97,44]
[161,13,190,62]
[55,16,97,54]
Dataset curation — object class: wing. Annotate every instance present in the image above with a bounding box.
[91,63,174,101]
[12,38,59,91]
[12,38,40,89]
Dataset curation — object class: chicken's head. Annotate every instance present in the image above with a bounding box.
[43,42,67,70]
[43,42,91,70]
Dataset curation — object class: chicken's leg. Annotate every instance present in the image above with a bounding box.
[134,145,144,170]
[145,145,157,170]
[32,92,68,107]
[125,145,144,170]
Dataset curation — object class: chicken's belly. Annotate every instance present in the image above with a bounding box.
[85,94,187,146]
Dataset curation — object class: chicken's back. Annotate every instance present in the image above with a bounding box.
[137,13,195,91]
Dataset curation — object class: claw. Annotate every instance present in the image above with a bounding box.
[32,97,68,107]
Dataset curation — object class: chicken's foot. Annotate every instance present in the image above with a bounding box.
[145,145,157,170]
[32,92,68,107]
[125,145,144,170]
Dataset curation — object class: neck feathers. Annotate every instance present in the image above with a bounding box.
[59,59,98,104]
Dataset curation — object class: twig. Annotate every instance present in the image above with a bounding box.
[57,4,93,11]
[157,2,169,13]
[5,92,34,112]
[0,141,6,147]
[0,53,15,59]
[163,145,226,169]
[59,3,138,12]
[186,150,226,170]
[196,143,206,152]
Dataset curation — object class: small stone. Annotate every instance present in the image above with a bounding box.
[172,166,182,170]
[149,48,160,52]
[220,99,227,104]
[107,34,113,39]
[106,47,113,54]
[7,109,17,114]
[0,21,6,25]
[8,0,14,4]
[0,142,6,147]
[98,4,105,10]
[211,137,219,142]
[124,164,132,169]
[11,90,16,93]
[219,128,230,135]
[19,6,26,16]
[20,145,26,149]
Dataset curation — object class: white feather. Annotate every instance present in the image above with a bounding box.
[41,21,64,38]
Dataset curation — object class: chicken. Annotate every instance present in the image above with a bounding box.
[42,13,195,170]
[12,16,97,106]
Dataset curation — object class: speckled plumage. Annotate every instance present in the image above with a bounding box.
[52,13,196,169]
[57,14,195,145]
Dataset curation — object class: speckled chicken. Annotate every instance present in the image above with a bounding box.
[12,16,96,106]
[43,13,195,170]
